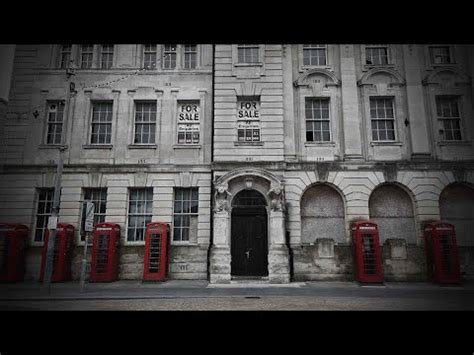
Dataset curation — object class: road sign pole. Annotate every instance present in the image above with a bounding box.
[43,146,67,294]
[80,201,94,292]
[80,231,90,292]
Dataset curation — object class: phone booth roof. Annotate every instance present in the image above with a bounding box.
[94,222,121,231]
[0,223,29,232]
[424,221,455,232]
[146,222,170,231]
[351,220,378,231]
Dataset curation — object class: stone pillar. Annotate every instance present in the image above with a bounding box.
[282,44,297,161]
[402,45,431,159]
[209,183,232,283]
[267,184,290,283]
[209,212,231,283]
[268,210,290,283]
[340,44,364,160]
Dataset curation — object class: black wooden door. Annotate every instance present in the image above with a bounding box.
[231,208,268,276]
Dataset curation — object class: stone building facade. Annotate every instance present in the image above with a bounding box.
[0,44,213,280]
[1,44,473,283]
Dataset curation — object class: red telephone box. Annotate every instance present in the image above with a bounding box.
[90,223,120,282]
[39,223,75,282]
[352,221,384,284]
[0,224,29,282]
[143,222,170,282]
[424,221,461,284]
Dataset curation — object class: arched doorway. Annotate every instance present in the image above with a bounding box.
[231,190,268,277]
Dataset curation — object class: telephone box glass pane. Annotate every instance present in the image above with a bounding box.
[0,236,8,275]
[96,234,109,273]
[439,234,453,275]
[362,235,376,275]
[148,234,162,273]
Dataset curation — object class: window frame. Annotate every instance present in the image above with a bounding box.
[183,44,197,69]
[305,97,332,143]
[365,44,390,66]
[100,44,114,69]
[237,44,260,64]
[162,44,177,69]
[435,95,463,141]
[59,44,72,69]
[81,188,108,242]
[133,101,157,145]
[369,96,397,142]
[429,45,453,65]
[33,188,54,244]
[143,44,158,70]
[126,188,153,244]
[302,44,328,67]
[45,100,65,145]
[90,101,114,145]
[80,44,94,69]
[172,187,199,243]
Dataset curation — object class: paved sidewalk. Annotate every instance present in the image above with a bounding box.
[0,279,473,310]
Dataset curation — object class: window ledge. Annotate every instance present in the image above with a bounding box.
[38,144,65,149]
[173,144,202,149]
[234,141,264,146]
[437,140,471,146]
[83,144,113,149]
[171,241,198,246]
[300,65,332,72]
[128,144,157,149]
[370,141,403,146]
[305,141,336,147]
[234,62,263,67]
[427,63,458,70]
[123,241,145,246]
[363,64,395,70]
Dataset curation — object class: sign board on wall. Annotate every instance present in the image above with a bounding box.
[177,101,200,144]
[237,97,260,142]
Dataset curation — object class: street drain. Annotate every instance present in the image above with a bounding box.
[245,296,261,299]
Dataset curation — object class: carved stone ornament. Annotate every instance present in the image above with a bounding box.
[382,163,398,183]
[214,183,232,213]
[267,183,285,212]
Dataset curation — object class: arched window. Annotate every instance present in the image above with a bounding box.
[301,184,345,243]
[439,183,474,246]
[369,184,416,244]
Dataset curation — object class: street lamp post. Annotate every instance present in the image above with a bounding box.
[42,63,74,294]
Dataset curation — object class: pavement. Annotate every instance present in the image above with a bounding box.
[1,278,473,310]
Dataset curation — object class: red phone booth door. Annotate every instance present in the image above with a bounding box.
[0,234,8,278]
[95,234,109,274]
[148,233,163,274]
[362,234,377,276]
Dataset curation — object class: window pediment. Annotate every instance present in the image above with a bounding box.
[293,68,340,88]
[422,67,471,86]
[358,67,405,87]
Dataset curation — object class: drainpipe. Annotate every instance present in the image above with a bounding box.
[207,43,216,281]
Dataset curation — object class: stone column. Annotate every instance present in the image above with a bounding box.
[267,184,290,283]
[402,45,431,159]
[340,45,364,160]
[209,183,232,283]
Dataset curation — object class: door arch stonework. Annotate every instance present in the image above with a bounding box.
[209,168,290,283]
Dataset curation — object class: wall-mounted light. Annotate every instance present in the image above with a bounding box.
[33,110,39,119]
[404,118,409,126]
